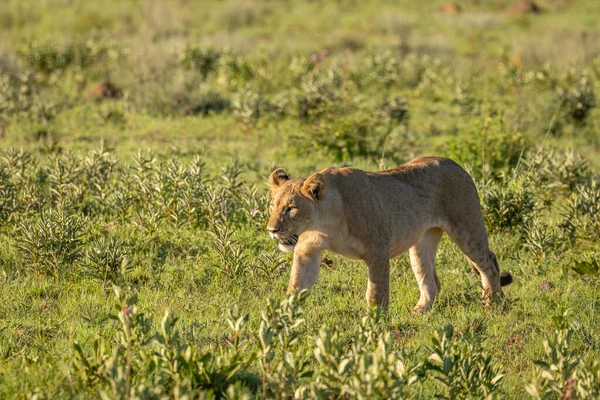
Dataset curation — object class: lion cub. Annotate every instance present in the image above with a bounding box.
[266,156,512,313]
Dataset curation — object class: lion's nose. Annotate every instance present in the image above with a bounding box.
[267,227,281,233]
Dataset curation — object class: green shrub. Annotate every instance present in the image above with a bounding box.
[172,90,230,116]
[67,284,512,399]
[217,51,272,91]
[296,68,343,122]
[0,72,34,118]
[479,175,536,234]
[556,74,596,125]
[180,45,221,79]
[444,118,530,180]
[526,327,600,399]
[82,236,128,284]
[15,201,85,279]
[520,150,591,198]
[560,180,600,244]
[427,325,504,399]
[364,51,399,91]
[232,88,268,125]
[19,41,74,75]
[0,166,17,224]
[522,218,564,261]
[383,95,410,125]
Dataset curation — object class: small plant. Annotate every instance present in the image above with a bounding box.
[520,149,592,198]
[19,41,74,75]
[427,325,504,399]
[479,175,535,234]
[15,200,85,280]
[296,68,343,121]
[311,305,421,399]
[252,250,287,278]
[365,51,399,93]
[556,75,596,125]
[46,151,85,206]
[522,218,562,261]
[444,117,529,180]
[209,223,250,279]
[82,236,128,284]
[257,290,311,398]
[179,155,211,227]
[526,315,600,399]
[383,96,410,125]
[180,45,221,79]
[0,166,17,224]
[232,88,268,126]
[559,180,600,244]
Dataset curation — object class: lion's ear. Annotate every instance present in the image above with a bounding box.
[301,173,326,200]
[268,168,289,188]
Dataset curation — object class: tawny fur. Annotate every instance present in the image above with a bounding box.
[266,156,512,313]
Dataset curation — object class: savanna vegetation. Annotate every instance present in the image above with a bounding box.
[1,0,600,398]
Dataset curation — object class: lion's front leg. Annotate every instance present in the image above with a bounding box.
[286,245,322,294]
[365,254,390,309]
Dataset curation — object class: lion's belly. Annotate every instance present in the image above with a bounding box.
[388,240,414,259]
[387,217,445,258]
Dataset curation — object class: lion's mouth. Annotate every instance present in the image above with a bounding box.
[278,234,298,247]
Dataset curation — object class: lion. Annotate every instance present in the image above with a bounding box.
[266,156,513,313]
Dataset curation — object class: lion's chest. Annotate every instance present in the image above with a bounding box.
[327,235,367,261]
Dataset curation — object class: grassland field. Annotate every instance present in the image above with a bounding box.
[1,0,600,398]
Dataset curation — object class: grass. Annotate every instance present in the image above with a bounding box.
[1,0,600,398]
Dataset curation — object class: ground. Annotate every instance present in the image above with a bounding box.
[0,0,599,398]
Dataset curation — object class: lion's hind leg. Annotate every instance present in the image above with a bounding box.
[409,228,444,314]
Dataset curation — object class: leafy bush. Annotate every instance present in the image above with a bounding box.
[479,175,536,234]
[82,236,128,284]
[560,180,600,244]
[0,166,17,224]
[209,223,251,280]
[180,45,221,79]
[296,68,343,122]
[520,150,592,198]
[444,118,529,180]
[172,90,230,116]
[19,41,74,75]
[67,285,514,398]
[526,325,600,399]
[364,51,399,91]
[310,306,421,399]
[232,88,268,125]
[0,72,34,118]
[522,218,563,261]
[427,325,504,399]
[383,96,410,125]
[15,201,85,279]
[217,51,272,91]
[18,40,120,77]
[556,75,596,125]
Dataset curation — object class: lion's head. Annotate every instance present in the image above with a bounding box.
[266,168,326,252]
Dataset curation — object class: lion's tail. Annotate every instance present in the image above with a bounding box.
[500,271,513,286]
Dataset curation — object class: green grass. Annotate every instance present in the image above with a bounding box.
[1,0,600,398]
